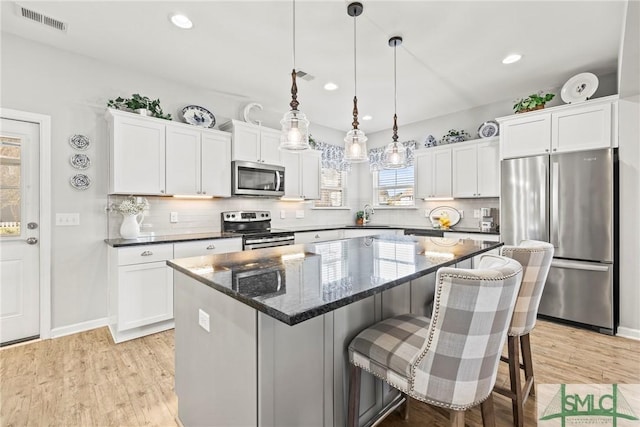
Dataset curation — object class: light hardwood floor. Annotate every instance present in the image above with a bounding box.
[1,320,638,427]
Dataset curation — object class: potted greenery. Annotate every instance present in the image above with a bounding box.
[355,211,365,226]
[513,91,555,114]
[107,93,172,120]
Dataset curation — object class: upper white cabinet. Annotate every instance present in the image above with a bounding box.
[415,146,452,199]
[498,96,617,159]
[107,109,232,196]
[281,150,321,200]
[166,127,231,197]
[452,138,499,198]
[108,109,166,195]
[220,120,281,165]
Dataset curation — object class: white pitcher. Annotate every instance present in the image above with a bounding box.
[120,213,144,239]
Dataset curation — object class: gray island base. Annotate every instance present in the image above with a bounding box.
[168,235,503,427]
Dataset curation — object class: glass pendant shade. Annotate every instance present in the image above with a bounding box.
[344,128,368,162]
[383,141,407,169]
[280,109,310,150]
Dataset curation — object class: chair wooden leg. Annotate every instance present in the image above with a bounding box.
[481,394,496,427]
[450,409,465,427]
[508,335,524,427]
[347,364,361,427]
[398,393,410,420]
[520,333,535,398]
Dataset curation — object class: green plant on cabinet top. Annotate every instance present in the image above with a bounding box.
[107,94,172,120]
[513,92,555,114]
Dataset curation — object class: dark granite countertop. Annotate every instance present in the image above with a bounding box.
[104,232,240,247]
[168,235,503,326]
[403,226,500,236]
[278,224,404,233]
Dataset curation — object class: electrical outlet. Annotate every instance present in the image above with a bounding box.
[459,210,464,218]
[296,210,304,219]
[280,210,286,219]
[170,212,179,223]
[55,213,80,226]
[198,309,210,332]
[473,209,480,218]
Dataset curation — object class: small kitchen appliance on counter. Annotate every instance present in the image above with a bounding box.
[480,207,494,232]
[221,210,295,250]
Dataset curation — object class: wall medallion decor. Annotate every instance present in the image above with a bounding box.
[70,153,91,170]
[69,134,91,150]
[70,173,91,190]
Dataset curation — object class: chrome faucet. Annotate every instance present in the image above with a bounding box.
[363,204,374,224]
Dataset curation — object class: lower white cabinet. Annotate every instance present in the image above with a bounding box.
[342,228,402,239]
[442,232,500,267]
[108,238,242,343]
[108,244,174,343]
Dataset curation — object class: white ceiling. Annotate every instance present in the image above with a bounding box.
[1,1,628,133]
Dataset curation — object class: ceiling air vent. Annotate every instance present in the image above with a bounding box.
[296,70,315,82]
[15,3,68,32]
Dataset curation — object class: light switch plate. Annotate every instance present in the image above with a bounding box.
[56,213,80,226]
[459,210,464,218]
[198,309,210,332]
[280,210,286,219]
[170,212,179,223]
[473,209,480,218]
[296,210,304,219]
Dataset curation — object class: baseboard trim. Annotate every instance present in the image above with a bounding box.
[50,317,108,339]
[616,326,640,340]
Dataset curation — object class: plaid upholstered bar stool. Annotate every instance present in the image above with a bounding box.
[495,240,554,427]
[347,255,523,427]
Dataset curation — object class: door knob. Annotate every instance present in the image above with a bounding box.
[26,237,38,245]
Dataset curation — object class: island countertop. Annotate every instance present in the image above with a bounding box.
[167,234,502,326]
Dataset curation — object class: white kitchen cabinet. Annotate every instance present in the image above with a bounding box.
[108,243,174,343]
[281,150,321,200]
[107,109,166,195]
[498,96,617,159]
[415,146,452,199]
[452,138,499,198]
[442,232,500,267]
[295,229,343,244]
[220,120,281,165]
[166,127,231,197]
[174,238,242,258]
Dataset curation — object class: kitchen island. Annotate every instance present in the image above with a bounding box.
[167,234,502,427]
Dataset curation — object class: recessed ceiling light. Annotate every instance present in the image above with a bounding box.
[362,115,372,121]
[323,82,339,91]
[502,54,522,64]
[170,14,193,29]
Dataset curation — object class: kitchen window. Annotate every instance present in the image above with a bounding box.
[373,166,415,207]
[315,168,346,208]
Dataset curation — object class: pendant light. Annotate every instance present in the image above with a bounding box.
[383,36,407,169]
[344,2,368,163]
[280,0,310,151]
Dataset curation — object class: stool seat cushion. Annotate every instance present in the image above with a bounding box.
[349,314,430,391]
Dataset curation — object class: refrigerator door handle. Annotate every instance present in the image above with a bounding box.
[551,259,610,272]
[551,160,559,248]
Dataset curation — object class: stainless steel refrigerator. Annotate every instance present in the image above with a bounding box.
[501,148,618,334]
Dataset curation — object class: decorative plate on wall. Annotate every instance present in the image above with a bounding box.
[561,72,599,104]
[69,134,91,150]
[428,206,461,227]
[477,120,500,138]
[70,153,91,170]
[182,105,216,128]
[70,174,91,190]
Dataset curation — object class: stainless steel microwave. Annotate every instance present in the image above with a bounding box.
[232,160,285,197]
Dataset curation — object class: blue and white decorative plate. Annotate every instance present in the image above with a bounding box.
[182,105,216,128]
[70,174,91,190]
[477,121,499,138]
[70,153,91,170]
[69,134,90,150]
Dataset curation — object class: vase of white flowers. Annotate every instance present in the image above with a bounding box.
[113,197,148,239]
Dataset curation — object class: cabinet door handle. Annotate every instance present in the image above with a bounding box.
[545,149,550,152]
[197,191,201,194]
[206,245,216,250]
[160,190,165,194]
[141,250,153,256]
[202,191,206,195]
[315,234,320,239]
[553,148,557,152]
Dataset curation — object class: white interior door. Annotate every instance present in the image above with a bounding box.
[0,118,40,345]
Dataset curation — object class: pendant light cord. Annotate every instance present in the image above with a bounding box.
[292,0,296,69]
[353,15,357,96]
[393,42,397,118]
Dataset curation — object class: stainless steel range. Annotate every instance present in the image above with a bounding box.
[221,211,295,250]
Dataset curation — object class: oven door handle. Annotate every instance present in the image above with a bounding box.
[244,240,295,250]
